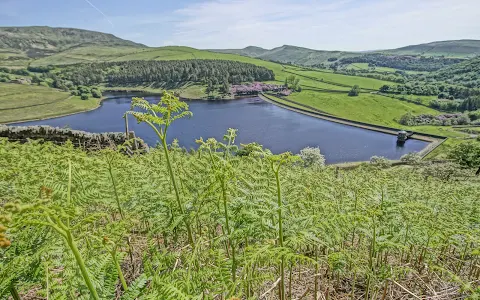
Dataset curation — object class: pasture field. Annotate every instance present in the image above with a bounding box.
[0,83,99,123]
[345,63,398,73]
[286,90,439,127]
[284,66,394,90]
[0,49,30,68]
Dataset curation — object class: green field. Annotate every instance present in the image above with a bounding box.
[285,67,394,90]
[0,83,99,123]
[286,90,439,127]
[345,63,397,73]
[0,49,30,68]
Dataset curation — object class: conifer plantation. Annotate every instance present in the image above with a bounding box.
[56,60,275,86]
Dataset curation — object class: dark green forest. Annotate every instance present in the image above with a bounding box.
[335,54,463,71]
[54,60,275,86]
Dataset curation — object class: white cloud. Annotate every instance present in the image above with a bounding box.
[163,0,480,50]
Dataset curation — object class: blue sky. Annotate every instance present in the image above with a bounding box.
[1,0,479,51]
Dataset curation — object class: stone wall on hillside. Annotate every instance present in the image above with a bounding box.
[0,125,148,152]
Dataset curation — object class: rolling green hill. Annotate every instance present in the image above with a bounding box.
[433,56,480,87]
[210,40,480,68]
[0,26,144,67]
[382,40,480,58]
[0,26,144,54]
[211,45,357,66]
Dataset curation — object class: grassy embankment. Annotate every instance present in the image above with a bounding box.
[0,83,100,124]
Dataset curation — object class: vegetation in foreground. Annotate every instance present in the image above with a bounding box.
[1,93,479,300]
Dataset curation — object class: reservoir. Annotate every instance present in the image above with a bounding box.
[15,94,430,163]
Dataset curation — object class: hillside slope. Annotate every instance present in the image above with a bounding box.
[0,26,144,58]
[433,56,480,87]
[211,45,356,66]
[210,40,480,67]
[383,40,480,58]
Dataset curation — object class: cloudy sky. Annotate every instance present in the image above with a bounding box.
[1,0,479,51]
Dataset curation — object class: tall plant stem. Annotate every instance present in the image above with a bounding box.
[161,135,194,247]
[45,261,49,300]
[65,230,100,300]
[221,179,236,283]
[111,250,128,291]
[107,159,124,219]
[274,164,285,300]
[9,284,20,300]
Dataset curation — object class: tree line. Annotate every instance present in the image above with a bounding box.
[335,54,463,72]
[56,60,275,86]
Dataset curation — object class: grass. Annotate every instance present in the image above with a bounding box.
[0,83,99,123]
[286,90,439,127]
[0,50,30,68]
[285,66,394,90]
[345,63,398,73]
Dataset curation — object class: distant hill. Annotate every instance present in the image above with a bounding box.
[210,46,269,57]
[210,40,480,67]
[210,45,357,66]
[382,40,480,58]
[0,26,144,58]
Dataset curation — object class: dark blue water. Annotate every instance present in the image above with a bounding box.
[14,94,429,163]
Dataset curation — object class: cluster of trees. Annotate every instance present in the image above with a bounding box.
[348,85,360,96]
[336,54,463,72]
[337,69,406,83]
[399,112,473,126]
[379,83,441,96]
[57,60,275,86]
[426,97,479,112]
[379,82,480,99]
[432,57,480,89]
[70,86,102,100]
[284,75,301,91]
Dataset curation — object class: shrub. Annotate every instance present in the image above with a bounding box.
[80,94,89,100]
[398,112,416,126]
[370,156,391,168]
[71,90,80,96]
[422,162,468,181]
[400,152,422,164]
[448,141,480,168]
[399,112,471,126]
[91,89,102,98]
[299,147,325,167]
[348,85,360,97]
[467,110,480,121]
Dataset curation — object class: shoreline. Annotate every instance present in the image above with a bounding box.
[3,96,107,125]
[3,91,244,125]
[259,93,447,158]
[3,91,446,160]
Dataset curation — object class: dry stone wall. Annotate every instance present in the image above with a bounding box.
[0,125,148,152]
